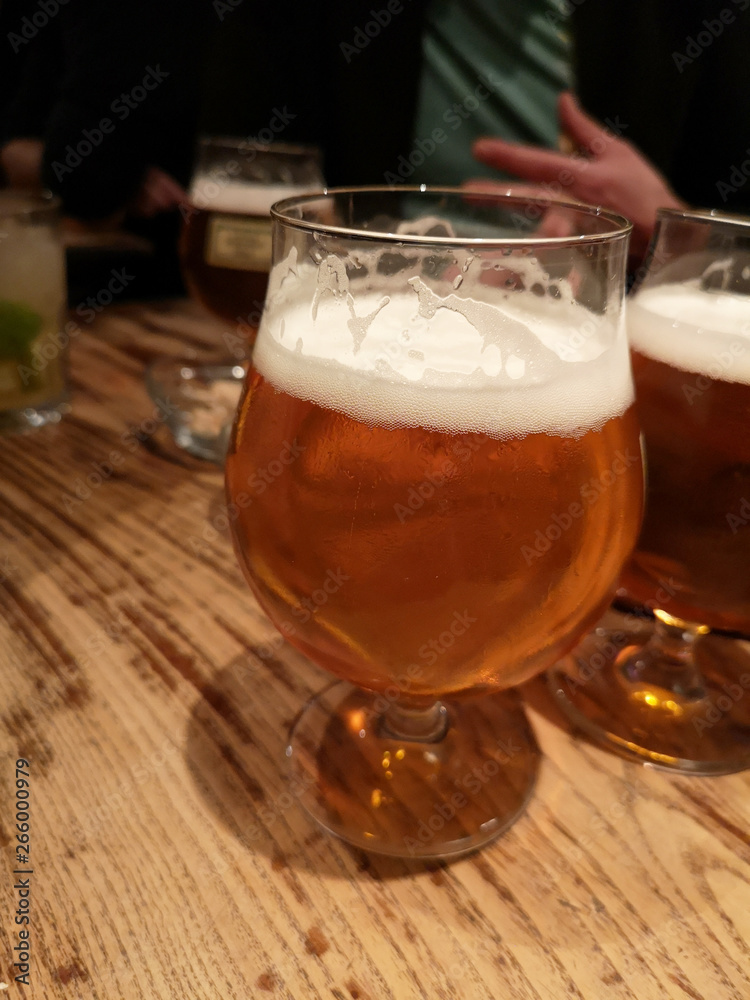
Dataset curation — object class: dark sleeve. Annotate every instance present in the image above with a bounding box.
[668,8,750,213]
[571,0,750,214]
[40,0,212,219]
[0,14,62,145]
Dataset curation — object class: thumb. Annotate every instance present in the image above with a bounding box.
[558,91,609,155]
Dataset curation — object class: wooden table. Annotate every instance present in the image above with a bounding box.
[1,300,748,1000]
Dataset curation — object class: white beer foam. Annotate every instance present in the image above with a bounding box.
[628,281,750,385]
[189,179,312,214]
[253,269,634,438]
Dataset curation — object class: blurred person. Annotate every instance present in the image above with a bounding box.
[399,0,571,186]
[197,0,430,186]
[471,1,750,264]
[0,0,210,298]
[569,0,750,219]
[198,0,571,190]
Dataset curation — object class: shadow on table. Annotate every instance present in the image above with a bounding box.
[184,651,540,882]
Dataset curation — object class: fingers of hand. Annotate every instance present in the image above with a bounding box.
[472,138,580,185]
[463,180,555,198]
[558,92,612,156]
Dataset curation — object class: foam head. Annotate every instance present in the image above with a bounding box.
[253,253,634,439]
[628,281,750,385]
[189,180,314,215]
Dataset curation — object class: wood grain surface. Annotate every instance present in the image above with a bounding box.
[0,300,748,1000]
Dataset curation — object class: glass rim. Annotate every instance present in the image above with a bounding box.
[196,135,323,159]
[656,205,750,228]
[270,185,632,247]
[0,190,61,221]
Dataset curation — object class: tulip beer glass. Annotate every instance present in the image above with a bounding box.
[550,207,750,774]
[226,188,642,857]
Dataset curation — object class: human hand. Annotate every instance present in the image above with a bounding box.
[0,139,44,191]
[462,180,587,238]
[472,92,686,260]
[130,166,188,218]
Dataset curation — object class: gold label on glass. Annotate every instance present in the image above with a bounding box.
[205,215,272,271]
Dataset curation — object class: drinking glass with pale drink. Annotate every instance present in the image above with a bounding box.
[0,192,68,432]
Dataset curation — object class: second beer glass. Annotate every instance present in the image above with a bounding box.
[550,207,750,774]
[179,138,324,351]
[226,189,642,857]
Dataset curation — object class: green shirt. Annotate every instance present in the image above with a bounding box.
[410,0,571,185]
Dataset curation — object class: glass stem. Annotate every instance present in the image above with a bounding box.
[621,609,709,701]
[380,698,449,743]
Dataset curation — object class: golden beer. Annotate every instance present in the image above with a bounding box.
[227,287,643,697]
[224,188,640,856]
[624,283,750,633]
[179,182,308,333]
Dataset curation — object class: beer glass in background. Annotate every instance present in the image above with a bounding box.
[149,140,325,463]
[0,192,68,431]
[550,207,750,774]
[226,188,642,857]
[179,138,325,353]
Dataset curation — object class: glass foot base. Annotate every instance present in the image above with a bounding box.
[0,396,69,433]
[287,681,540,859]
[548,615,750,775]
